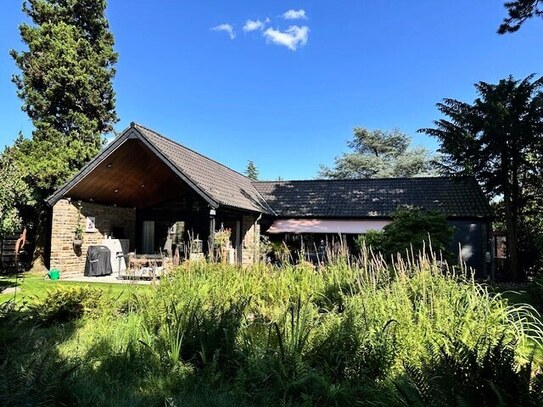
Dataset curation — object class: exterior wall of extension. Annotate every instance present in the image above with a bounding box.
[50,200,260,277]
[241,214,260,265]
[50,199,136,277]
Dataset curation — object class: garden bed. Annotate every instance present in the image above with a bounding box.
[1,255,542,406]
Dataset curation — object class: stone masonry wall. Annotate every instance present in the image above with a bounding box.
[50,199,136,277]
[241,214,260,265]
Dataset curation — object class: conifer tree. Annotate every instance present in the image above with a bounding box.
[319,128,436,179]
[11,0,118,195]
[1,0,118,261]
[421,75,543,281]
[245,160,259,180]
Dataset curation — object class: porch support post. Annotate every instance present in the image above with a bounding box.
[209,208,216,260]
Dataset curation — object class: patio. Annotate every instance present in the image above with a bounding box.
[62,273,155,285]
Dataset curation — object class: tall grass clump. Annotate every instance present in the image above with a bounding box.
[2,247,542,406]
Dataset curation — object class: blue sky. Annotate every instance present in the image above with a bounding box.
[0,1,541,180]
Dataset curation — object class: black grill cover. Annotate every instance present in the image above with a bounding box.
[84,245,113,276]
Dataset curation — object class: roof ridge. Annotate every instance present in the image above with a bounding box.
[254,176,468,183]
[133,123,273,214]
[134,123,252,181]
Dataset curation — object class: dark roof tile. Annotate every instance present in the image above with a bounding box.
[253,177,491,218]
[135,124,273,214]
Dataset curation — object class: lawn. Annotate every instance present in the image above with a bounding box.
[0,271,150,304]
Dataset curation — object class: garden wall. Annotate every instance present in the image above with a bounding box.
[50,199,136,277]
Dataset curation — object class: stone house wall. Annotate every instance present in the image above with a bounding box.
[50,199,136,277]
[241,214,260,265]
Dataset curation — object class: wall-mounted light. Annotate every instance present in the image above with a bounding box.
[107,163,113,168]
[114,189,119,193]
[141,184,145,188]
[209,208,216,216]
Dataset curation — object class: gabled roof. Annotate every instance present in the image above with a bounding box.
[253,177,492,218]
[47,123,273,214]
[134,124,273,213]
[47,123,491,220]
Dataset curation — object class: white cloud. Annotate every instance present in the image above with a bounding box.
[211,23,236,39]
[282,9,307,20]
[243,19,267,32]
[263,25,309,50]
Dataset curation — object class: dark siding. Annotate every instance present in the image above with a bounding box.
[449,219,489,278]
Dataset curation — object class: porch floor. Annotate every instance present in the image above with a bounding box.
[63,274,156,285]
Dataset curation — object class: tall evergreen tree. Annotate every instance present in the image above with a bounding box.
[421,75,543,281]
[245,160,259,180]
[2,0,118,263]
[11,0,118,195]
[319,128,436,179]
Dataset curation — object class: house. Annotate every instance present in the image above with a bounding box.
[255,178,493,275]
[45,123,492,278]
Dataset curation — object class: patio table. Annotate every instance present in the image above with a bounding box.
[121,254,165,279]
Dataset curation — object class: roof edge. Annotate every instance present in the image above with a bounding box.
[253,175,478,184]
[130,126,219,208]
[134,123,254,181]
[45,129,133,206]
[46,125,220,209]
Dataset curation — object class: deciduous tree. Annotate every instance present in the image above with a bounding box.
[0,138,36,236]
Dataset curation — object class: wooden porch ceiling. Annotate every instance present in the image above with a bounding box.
[66,139,197,209]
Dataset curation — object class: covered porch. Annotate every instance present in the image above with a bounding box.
[47,134,260,278]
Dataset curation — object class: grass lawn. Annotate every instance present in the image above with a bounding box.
[0,271,151,304]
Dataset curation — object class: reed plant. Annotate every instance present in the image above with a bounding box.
[1,247,542,406]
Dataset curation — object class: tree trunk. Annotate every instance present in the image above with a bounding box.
[28,207,50,273]
[503,182,522,281]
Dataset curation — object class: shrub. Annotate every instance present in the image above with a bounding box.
[29,286,103,325]
[356,207,455,261]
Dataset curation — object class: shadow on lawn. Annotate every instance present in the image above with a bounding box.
[0,293,230,407]
[0,279,18,291]
[0,298,80,406]
[0,271,24,287]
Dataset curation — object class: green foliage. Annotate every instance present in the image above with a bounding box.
[11,0,118,191]
[2,0,118,245]
[0,138,36,235]
[395,337,543,406]
[29,285,103,325]
[356,207,455,261]
[244,160,259,180]
[319,128,437,179]
[11,0,118,149]
[421,74,543,281]
[499,0,543,34]
[1,256,542,405]
[528,275,543,313]
[356,229,386,252]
